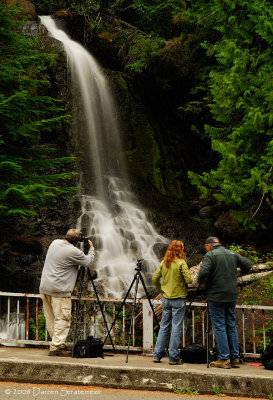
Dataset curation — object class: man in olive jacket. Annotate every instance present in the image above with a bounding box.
[198,236,252,369]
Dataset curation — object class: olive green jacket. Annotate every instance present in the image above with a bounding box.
[152,258,193,299]
[198,245,253,302]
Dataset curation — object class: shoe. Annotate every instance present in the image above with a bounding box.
[153,358,161,363]
[210,360,230,369]
[48,348,72,357]
[60,344,72,351]
[169,359,183,365]
[231,359,240,368]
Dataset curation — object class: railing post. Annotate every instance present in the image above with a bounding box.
[142,299,154,354]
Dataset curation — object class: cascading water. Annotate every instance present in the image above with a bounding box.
[39,16,168,297]
[0,313,25,347]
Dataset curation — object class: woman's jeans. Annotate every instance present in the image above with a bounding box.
[153,297,186,362]
[208,301,239,361]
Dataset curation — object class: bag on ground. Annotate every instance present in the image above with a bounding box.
[261,342,273,370]
[72,336,104,358]
[180,343,207,363]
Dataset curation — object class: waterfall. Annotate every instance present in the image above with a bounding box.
[0,313,25,346]
[39,16,168,297]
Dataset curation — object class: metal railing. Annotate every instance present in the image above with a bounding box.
[0,291,272,357]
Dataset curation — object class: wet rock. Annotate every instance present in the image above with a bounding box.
[9,235,43,255]
[152,242,168,259]
[199,205,217,218]
[214,212,244,240]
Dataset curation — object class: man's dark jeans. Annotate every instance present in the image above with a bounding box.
[208,301,239,361]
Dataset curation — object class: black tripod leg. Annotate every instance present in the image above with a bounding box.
[126,274,140,363]
[185,285,200,317]
[138,272,160,328]
[102,274,137,347]
[86,268,116,352]
[206,304,210,368]
[72,267,85,357]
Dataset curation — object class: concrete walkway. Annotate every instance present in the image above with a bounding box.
[0,347,272,398]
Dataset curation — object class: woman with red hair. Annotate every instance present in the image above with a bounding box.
[152,240,192,365]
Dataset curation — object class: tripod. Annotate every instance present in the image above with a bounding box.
[185,285,210,367]
[206,304,210,368]
[185,284,201,318]
[72,246,115,356]
[103,259,160,363]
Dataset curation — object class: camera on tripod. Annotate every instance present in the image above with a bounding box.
[80,232,89,253]
[136,259,144,271]
[80,232,89,245]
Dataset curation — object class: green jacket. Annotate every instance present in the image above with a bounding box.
[198,245,253,302]
[152,258,193,299]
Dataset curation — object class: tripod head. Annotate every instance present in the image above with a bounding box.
[135,259,144,271]
[80,232,89,254]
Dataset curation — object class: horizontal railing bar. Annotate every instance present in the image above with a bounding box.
[0,339,142,352]
[1,292,272,311]
[0,292,142,304]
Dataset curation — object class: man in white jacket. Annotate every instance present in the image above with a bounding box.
[40,229,95,356]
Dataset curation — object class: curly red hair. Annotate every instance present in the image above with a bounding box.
[163,240,186,268]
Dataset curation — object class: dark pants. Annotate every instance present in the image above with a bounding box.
[208,301,239,361]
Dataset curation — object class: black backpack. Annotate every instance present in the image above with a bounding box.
[180,343,207,363]
[72,336,104,359]
[261,342,273,370]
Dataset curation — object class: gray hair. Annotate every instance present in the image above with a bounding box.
[65,229,81,245]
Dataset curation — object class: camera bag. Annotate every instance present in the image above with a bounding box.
[180,343,207,363]
[261,342,273,370]
[72,335,104,359]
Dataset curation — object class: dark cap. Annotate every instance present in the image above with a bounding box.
[205,236,221,246]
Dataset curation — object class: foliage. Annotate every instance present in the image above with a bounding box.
[238,274,273,306]
[68,0,195,74]
[173,385,199,395]
[229,243,273,264]
[29,314,48,341]
[256,321,273,353]
[213,386,225,397]
[0,3,78,231]
[31,0,68,14]
[229,244,260,264]
[187,0,273,229]
[106,306,131,320]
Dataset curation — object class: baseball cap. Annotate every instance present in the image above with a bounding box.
[205,236,221,246]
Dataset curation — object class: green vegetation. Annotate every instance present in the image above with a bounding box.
[0,2,78,238]
[213,386,225,397]
[173,385,199,395]
[29,314,48,341]
[229,244,273,264]
[229,244,260,264]
[187,0,273,230]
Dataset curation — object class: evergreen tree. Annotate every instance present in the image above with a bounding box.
[0,2,78,232]
[187,0,273,228]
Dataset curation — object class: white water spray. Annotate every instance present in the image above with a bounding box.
[39,16,168,297]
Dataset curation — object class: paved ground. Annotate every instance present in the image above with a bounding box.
[0,347,272,398]
[0,382,269,400]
